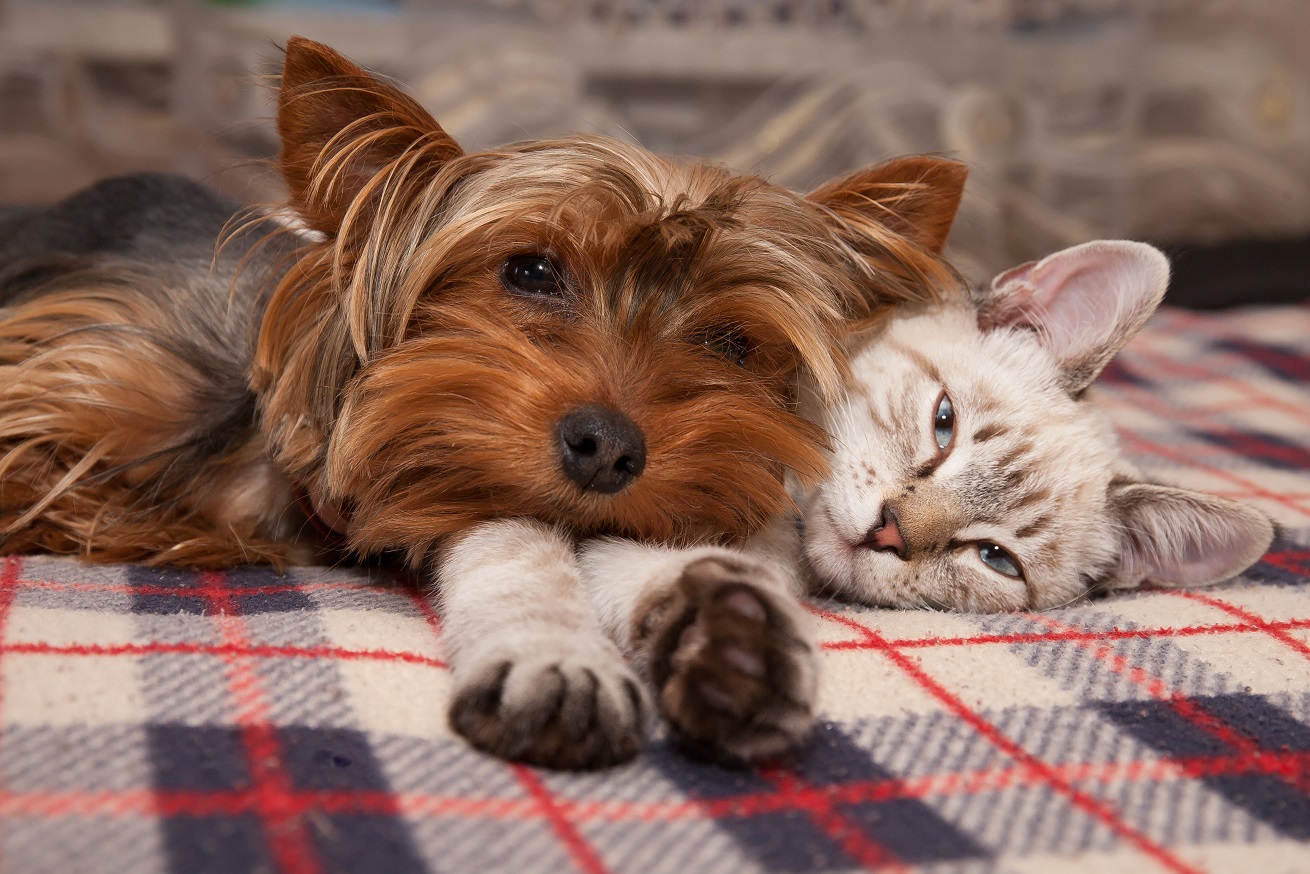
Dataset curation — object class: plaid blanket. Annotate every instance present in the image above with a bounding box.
[1,303,1308,874]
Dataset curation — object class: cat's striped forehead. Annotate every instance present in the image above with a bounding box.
[859,316,1115,504]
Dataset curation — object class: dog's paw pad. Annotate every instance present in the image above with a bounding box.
[643,555,817,765]
[449,646,649,770]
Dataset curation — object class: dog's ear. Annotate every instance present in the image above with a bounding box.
[807,155,967,255]
[807,156,967,327]
[278,36,464,236]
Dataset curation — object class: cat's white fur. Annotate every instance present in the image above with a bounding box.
[800,240,1273,611]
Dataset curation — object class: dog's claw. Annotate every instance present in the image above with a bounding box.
[448,645,649,770]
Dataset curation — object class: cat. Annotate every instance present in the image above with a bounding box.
[797,239,1274,611]
[579,242,1275,735]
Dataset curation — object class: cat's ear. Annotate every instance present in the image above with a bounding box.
[979,240,1169,394]
[807,155,968,255]
[1103,480,1274,592]
[278,36,464,236]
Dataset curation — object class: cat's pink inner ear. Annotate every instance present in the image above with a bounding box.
[983,240,1170,393]
[982,261,1037,328]
[1110,483,1274,590]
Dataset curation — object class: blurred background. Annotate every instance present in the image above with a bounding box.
[1,0,1307,300]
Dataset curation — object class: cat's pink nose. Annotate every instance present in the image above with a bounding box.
[859,505,906,558]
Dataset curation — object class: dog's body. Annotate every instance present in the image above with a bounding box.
[0,38,966,767]
[0,173,310,564]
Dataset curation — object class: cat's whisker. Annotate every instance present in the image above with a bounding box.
[1040,588,1093,612]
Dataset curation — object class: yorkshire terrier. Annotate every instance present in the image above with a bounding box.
[0,37,966,768]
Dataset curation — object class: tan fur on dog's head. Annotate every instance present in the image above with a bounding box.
[254,37,967,564]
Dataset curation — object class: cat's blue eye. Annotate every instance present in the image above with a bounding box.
[978,542,1023,578]
[933,391,955,451]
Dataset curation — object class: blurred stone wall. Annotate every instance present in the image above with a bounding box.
[2,0,1307,279]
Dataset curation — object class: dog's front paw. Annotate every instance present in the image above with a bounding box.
[448,640,650,770]
[639,555,818,765]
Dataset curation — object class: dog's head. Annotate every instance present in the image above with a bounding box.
[253,37,967,563]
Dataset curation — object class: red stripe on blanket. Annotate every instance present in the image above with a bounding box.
[16,577,379,597]
[401,581,445,641]
[810,606,1205,874]
[201,571,325,874]
[1116,313,1310,427]
[819,617,1310,651]
[761,767,910,872]
[0,640,446,669]
[1259,549,1310,575]
[0,556,22,874]
[1171,590,1310,662]
[515,765,612,874]
[1122,350,1310,428]
[1119,430,1310,522]
[1024,613,1310,795]
[402,574,607,874]
[3,748,1309,822]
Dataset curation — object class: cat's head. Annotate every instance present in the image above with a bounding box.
[803,240,1274,612]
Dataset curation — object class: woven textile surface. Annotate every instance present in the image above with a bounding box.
[1,303,1308,874]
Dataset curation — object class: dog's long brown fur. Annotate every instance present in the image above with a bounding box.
[0,261,304,566]
[0,38,965,572]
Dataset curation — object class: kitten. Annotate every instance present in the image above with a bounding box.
[800,239,1274,611]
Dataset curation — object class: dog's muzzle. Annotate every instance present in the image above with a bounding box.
[556,405,647,495]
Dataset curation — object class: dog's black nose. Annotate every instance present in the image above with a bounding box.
[556,405,646,494]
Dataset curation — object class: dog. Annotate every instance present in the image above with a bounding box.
[0,37,966,767]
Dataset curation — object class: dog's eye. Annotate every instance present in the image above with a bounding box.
[702,328,751,367]
[502,255,564,298]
